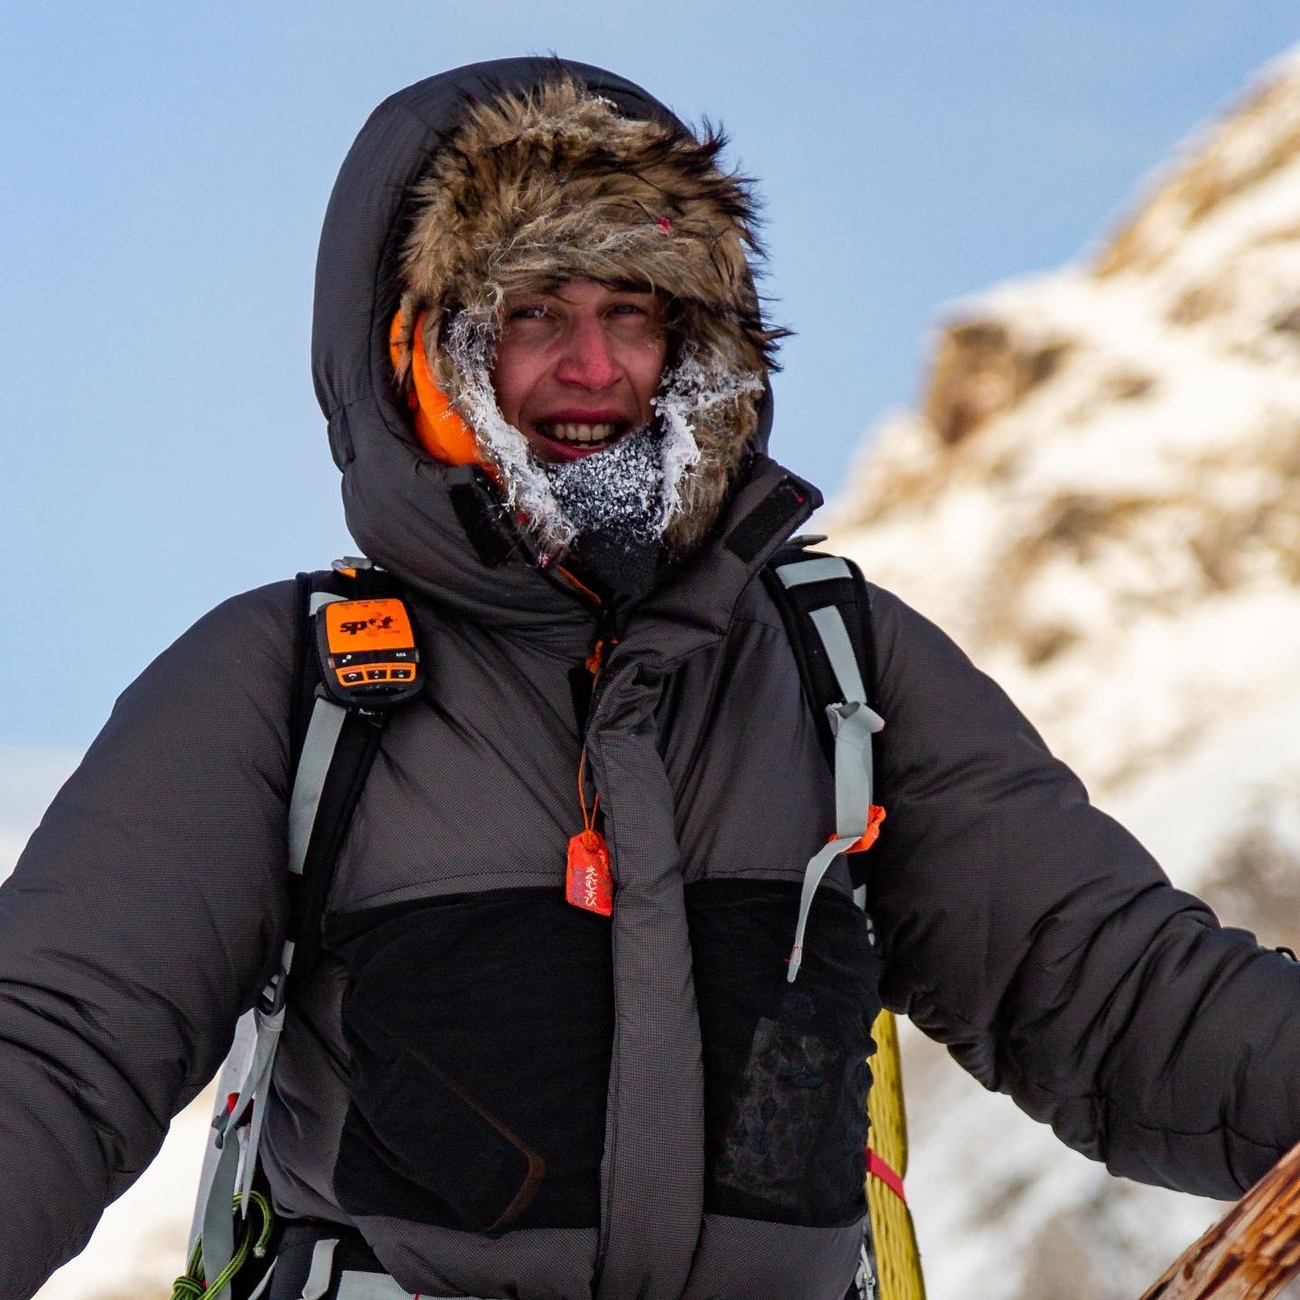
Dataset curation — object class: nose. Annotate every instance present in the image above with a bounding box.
[554,314,620,390]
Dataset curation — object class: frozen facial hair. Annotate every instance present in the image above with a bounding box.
[540,423,667,543]
[442,311,763,591]
[541,422,670,598]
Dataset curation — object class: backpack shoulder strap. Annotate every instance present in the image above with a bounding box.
[283,559,420,1001]
[761,539,885,980]
[192,558,422,1287]
[764,544,923,1300]
[762,537,878,761]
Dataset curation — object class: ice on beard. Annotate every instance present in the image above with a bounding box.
[440,312,763,557]
[540,424,667,547]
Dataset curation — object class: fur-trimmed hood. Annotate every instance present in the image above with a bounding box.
[396,78,777,379]
[312,60,781,575]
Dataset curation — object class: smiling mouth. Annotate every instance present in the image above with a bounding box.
[534,420,627,448]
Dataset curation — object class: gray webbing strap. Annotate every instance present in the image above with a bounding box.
[237,1005,285,1207]
[830,700,883,841]
[198,636,354,1282]
[287,592,347,876]
[298,1240,429,1300]
[787,700,884,982]
[296,1239,472,1299]
[309,591,346,614]
[201,1121,240,1284]
[807,605,867,709]
[337,1271,425,1299]
[199,997,287,1281]
[247,1257,278,1300]
[223,1003,283,1132]
[289,697,348,876]
[787,836,849,983]
[301,1238,339,1300]
[189,1008,255,1251]
[786,588,885,982]
[226,703,351,1228]
[776,555,853,589]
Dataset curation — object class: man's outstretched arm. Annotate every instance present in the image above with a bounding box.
[0,583,296,1300]
[865,583,1300,1199]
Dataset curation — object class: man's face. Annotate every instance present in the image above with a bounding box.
[492,279,668,464]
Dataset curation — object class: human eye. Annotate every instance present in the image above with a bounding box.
[609,293,660,320]
[506,302,548,322]
[607,296,661,331]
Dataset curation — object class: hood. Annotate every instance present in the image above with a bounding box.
[311,58,780,631]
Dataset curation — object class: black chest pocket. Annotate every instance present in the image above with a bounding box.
[326,888,614,1232]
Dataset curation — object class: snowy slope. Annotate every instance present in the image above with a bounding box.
[826,44,1300,1300]
[901,681,1300,1300]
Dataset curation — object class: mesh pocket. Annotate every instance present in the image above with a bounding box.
[687,880,881,1226]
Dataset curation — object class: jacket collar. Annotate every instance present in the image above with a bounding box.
[346,437,818,664]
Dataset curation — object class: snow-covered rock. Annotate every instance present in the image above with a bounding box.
[826,44,1300,1300]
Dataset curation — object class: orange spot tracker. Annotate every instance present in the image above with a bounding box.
[316,598,421,706]
[324,598,414,652]
[566,829,613,916]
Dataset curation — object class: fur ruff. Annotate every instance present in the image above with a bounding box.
[394,75,780,558]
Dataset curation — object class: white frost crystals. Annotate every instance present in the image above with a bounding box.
[652,346,764,529]
[442,308,763,558]
[541,422,671,545]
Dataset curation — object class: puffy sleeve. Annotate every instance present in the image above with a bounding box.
[866,584,1300,1200]
[0,582,296,1300]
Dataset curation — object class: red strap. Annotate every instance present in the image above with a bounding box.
[867,1149,906,1203]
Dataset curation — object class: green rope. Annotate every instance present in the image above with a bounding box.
[170,1190,274,1300]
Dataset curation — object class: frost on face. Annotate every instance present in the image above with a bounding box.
[442,312,762,558]
[443,309,576,551]
[541,423,667,544]
[654,349,765,523]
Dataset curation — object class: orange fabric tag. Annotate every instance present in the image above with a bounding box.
[566,829,613,916]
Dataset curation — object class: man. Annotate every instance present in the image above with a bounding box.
[3,56,1300,1300]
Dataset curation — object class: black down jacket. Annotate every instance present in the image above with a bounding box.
[4,57,1300,1300]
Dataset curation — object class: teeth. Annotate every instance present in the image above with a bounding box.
[541,422,618,444]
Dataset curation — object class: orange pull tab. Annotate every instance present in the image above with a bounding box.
[566,829,613,916]
[842,804,887,854]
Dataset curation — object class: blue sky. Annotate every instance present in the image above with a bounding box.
[3,1,1297,747]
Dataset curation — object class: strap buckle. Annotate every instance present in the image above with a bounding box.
[257,969,287,1017]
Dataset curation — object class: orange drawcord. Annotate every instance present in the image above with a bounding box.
[577,744,600,839]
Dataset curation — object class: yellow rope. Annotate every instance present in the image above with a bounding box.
[866,1009,926,1300]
